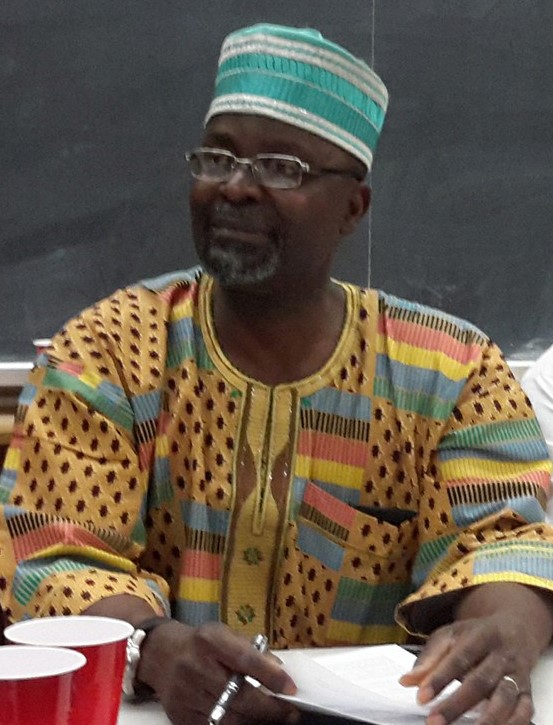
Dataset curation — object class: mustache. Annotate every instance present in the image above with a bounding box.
[209,204,272,234]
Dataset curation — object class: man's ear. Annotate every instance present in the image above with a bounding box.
[340,183,371,236]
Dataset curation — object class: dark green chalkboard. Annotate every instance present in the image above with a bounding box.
[1,1,552,360]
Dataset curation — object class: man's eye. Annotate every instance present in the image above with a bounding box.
[205,152,231,169]
[259,157,298,177]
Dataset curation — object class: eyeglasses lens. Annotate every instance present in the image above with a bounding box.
[187,150,303,189]
[254,157,302,189]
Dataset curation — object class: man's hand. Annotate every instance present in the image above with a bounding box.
[85,594,299,723]
[138,619,299,724]
[400,583,553,724]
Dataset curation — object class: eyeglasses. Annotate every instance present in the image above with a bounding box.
[185,147,363,190]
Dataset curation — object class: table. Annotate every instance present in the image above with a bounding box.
[118,701,353,724]
[118,645,553,724]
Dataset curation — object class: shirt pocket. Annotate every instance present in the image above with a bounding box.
[296,480,417,561]
[274,481,418,647]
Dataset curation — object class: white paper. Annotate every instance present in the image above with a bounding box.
[274,645,478,725]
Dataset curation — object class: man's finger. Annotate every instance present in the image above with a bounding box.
[399,627,454,686]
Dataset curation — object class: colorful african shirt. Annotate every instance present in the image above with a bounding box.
[1,267,552,647]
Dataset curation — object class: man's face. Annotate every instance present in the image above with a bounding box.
[189,114,369,291]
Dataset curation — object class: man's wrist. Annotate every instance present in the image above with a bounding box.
[123,615,172,697]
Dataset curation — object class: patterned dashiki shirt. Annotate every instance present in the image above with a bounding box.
[1,267,552,647]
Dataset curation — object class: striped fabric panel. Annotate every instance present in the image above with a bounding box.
[297,388,371,491]
[16,382,37,408]
[373,376,455,420]
[0,458,18,500]
[175,501,228,625]
[296,522,345,570]
[299,412,370,443]
[131,506,147,546]
[439,418,550,459]
[150,411,173,507]
[130,389,162,425]
[131,390,162,471]
[375,354,466,406]
[152,457,172,507]
[440,458,552,486]
[374,292,488,420]
[301,481,357,531]
[12,558,91,607]
[130,513,147,547]
[439,441,550,463]
[295,455,366,490]
[291,477,361,516]
[302,387,372,422]
[376,339,475,384]
[374,353,466,420]
[179,576,220,603]
[297,431,368,467]
[42,366,133,432]
[411,533,458,588]
[447,480,547,508]
[473,540,553,580]
[181,500,230,536]
[140,267,212,372]
[173,599,220,626]
[331,578,412,627]
[167,310,194,369]
[181,549,222,579]
[10,519,122,562]
[378,292,488,346]
[451,496,545,529]
[138,266,202,295]
[4,507,135,557]
[376,315,484,365]
[167,318,213,371]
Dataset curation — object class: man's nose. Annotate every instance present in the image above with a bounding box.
[220,161,263,200]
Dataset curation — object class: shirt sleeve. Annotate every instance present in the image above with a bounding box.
[397,340,553,635]
[0,286,171,622]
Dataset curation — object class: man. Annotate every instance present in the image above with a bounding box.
[1,23,553,725]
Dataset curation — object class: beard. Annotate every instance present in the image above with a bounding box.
[191,199,284,287]
[199,240,281,287]
[194,212,284,287]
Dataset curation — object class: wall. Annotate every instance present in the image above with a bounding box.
[1,1,552,362]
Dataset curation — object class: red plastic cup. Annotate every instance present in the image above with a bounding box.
[5,616,133,725]
[0,645,86,724]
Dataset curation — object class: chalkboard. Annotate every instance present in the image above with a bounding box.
[1,1,552,361]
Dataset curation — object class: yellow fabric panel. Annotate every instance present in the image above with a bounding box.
[179,576,221,603]
[376,337,472,382]
[326,619,407,645]
[28,544,138,573]
[440,457,551,481]
[295,455,365,488]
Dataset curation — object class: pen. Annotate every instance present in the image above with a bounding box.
[208,633,269,725]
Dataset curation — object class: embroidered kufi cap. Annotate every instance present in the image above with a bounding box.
[205,23,389,171]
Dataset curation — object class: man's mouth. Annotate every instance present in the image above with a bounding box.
[209,211,271,244]
[210,224,269,244]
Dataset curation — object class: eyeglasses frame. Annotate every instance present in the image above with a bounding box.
[184,146,364,190]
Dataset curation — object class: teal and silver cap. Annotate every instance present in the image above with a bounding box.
[205,23,389,171]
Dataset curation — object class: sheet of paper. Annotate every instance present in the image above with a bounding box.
[275,645,478,725]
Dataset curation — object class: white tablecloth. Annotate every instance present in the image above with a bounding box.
[118,645,553,724]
